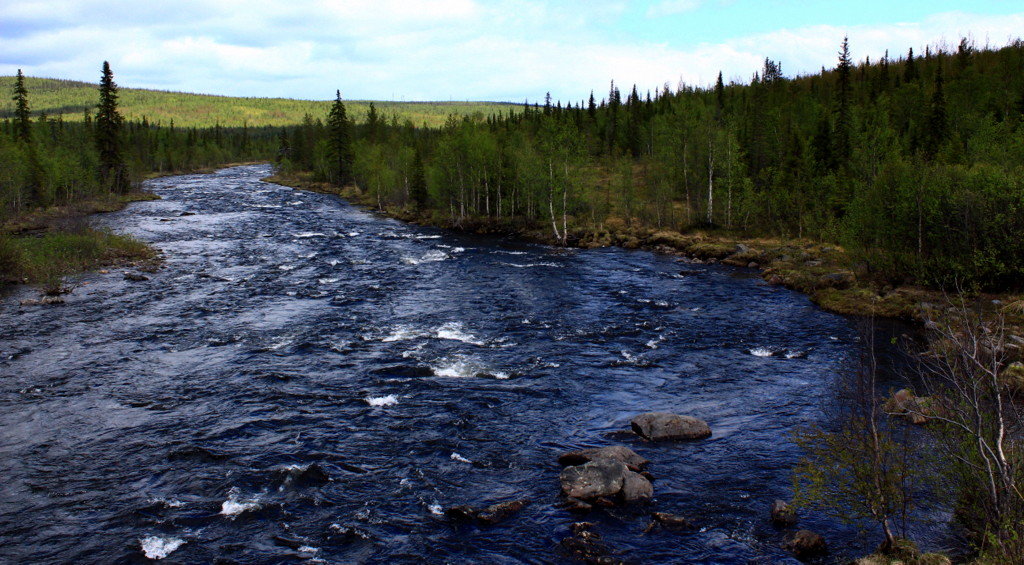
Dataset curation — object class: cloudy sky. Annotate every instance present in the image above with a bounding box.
[1,1,1022,102]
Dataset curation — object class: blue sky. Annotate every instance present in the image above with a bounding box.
[1,1,1022,102]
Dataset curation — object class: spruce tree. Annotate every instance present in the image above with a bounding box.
[904,48,918,83]
[587,91,597,121]
[833,37,852,169]
[96,61,129,193]
[715,71,725,113]
[12,69,31,144]
[366,102,381,143]
[923,64,947,160]
[410,149,428,209]
[326,90,354,185]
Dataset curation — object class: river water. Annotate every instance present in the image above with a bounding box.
[0,165,948,563]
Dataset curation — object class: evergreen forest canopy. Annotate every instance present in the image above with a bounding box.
[4,38,1024,292]
[282,37,1024,291]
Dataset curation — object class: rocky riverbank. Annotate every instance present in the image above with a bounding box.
[263,171,1024,329]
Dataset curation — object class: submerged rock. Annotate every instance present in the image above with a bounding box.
[557,445,649,471]
[445,499,530,526]
[630,412,711,441]
[19,296,65,306]
[645,512,695,532]
[784,529,827,559]
[770,499,798,527]
[559,522,625,565]
[124,272,150,282]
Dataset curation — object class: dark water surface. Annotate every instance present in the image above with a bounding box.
[0,165,945,563]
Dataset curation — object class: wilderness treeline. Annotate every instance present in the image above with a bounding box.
[0,65,275,219]
[283,38,1024,291]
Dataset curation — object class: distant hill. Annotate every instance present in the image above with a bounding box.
[0,76,518,128]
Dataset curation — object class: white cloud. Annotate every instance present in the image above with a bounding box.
[0,3,1022,103]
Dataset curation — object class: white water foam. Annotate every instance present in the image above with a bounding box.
[402,250,449,265]
[278,265,296,271]
[318,278,339,284]
[383,325,422,342]
[435,322,485,345]
[220,489,260,518]
[365,394,398,407]
[431,357,509,379]
[646,334,666,349]
[140,536,185,560]
[294,232,326,238]
[749,347,775,357]
[501,262,560,268]
[450,452,472,464]
[149,497,184,508]
[428,503,444,516]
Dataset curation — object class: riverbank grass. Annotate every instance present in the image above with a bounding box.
[0,228,156,293]
[1,191,161,293]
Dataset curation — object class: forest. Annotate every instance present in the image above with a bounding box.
[280,38,1024,291]
[0,76,515,129]
[1,40,1023,563]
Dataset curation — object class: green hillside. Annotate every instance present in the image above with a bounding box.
[0,76,518,128]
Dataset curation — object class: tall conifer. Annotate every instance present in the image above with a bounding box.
[326,90,354,185]
[96,61,128,193]
[833,37,852,169]
[12,69,31,144]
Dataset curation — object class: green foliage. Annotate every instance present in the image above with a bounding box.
[96,61,129,193]
[277,38,1024,292]
[792,421,914,530]
[0,76,518,128]
[326,92,354,185]
[0,228,153,291]
[12,69,31,144]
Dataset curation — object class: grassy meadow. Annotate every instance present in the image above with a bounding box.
[0,76,519,128]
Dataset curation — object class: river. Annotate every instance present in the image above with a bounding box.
[0,165,949,563]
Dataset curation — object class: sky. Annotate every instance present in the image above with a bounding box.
[1,1,1023,103]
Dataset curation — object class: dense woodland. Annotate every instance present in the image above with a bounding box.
[2,43,1023,561]
[0,68,276,218]
[282,38,1024,291]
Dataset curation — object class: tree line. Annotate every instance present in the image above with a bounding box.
[1,63,276,219]
[281,38,1024,291]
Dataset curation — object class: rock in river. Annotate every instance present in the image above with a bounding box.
[784,529,827,559]
[445,499,530,526]
[770,499,798,527]
[560,458,653,505]
[630,412,711,441]
[557,445,649,471]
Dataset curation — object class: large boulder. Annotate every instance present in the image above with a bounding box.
[631,412,711,441]
[620,469,654,503]
[558,445,648,471]
[560,459,627,500]
[559,459,653,505]
[784,529,827,559]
